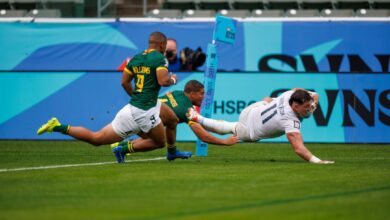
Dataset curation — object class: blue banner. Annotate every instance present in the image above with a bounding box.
[1,21,388,72]
[0,20,389,143]
[1,72,389,143]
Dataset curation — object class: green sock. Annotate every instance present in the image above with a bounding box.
[167,145,177,154]
[118,141,128,147]
[119,141,134,154]
[53,125,69,134]
[119,145,130,154]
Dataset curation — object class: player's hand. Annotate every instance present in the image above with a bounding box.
[223,135,239,146]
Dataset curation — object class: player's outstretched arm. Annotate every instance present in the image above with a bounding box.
[189,122,239,146]
[286,132,334,164]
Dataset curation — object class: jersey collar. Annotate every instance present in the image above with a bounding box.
[143,49,156,54]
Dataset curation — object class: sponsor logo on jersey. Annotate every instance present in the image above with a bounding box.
[294,120,301,129]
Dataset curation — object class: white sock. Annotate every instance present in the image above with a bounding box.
[200,118,237,134]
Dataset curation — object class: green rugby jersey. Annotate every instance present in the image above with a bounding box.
[125,49,168,110]
[159,91,193,123]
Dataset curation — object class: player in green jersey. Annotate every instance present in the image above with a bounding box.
[112,80,239,161]
[37,32,178,163]
[159,80,238,147]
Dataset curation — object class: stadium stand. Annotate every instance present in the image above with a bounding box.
[3,0,83,17]
[217,9,251,17]
[267,0,299,10]
[10,0,40,12]
[356,8,390,16]
[301,0,334,10]
[117,0,159,17]
[0,0,10,9]
[26,8,61,17]
[250,9,284,17]
[46,0,84,17]
[320,8,355,16]
[285,9,319,17]
[232,0,265,10]
[162,0,196,10]
[147,8,181,18]
[0,9,27,16]
[336,0,371,10]
[372,0,390,9]
[1,0,390,18]
[182,9,215,17]
[198,0,231,10]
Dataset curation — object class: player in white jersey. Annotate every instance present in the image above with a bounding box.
[187,89,334,164]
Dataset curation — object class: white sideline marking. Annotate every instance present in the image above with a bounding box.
[0,157,166,173]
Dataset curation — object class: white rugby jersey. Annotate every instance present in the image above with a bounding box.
[247,90,302,141]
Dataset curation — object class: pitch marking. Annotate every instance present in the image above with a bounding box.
[0,157,166,173]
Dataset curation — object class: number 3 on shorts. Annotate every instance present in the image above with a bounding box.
[136,75,144,92]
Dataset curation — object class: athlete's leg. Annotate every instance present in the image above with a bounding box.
[37,118,122,146]
[134,122,166,150]
[112,103,190,161]
[127,138,160,152]
[186,107,236,134]
[67,124,123,146]
[160,103,178,149]
[186,103,263,141]
[201,120,237,135]
[158,103,191,158]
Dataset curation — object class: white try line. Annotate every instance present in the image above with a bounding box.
[0,157,166,173]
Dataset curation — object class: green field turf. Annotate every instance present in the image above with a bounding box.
[0,140,389,220]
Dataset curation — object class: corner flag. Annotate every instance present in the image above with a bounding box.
[196,15,237,156]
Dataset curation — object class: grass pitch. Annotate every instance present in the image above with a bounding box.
[0,140,389,220]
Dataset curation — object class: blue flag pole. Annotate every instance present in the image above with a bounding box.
[195,15,237,157]
[195,42,218,156]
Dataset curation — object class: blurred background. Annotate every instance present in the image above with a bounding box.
[0,0,389,18]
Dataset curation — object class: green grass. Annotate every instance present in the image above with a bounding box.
[0,140,389,220]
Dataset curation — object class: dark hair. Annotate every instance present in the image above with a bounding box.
[289,90,312,106]
[149,31,167,44]
[184,80,204,93]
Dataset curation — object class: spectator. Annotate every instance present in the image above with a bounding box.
[166,38,206,72]
[165,38,181,72]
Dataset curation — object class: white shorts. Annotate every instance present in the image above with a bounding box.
[111,102,162,139]
[234,101,267,142]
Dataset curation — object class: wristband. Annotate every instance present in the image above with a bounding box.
[309,155,321,163]
[170,77,176,85]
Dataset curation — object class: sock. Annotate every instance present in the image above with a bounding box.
[118,141,134,154]
[128,142,135,153]
[53,125,70,134]
[167,144,177,154]
[201,118,236,134]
